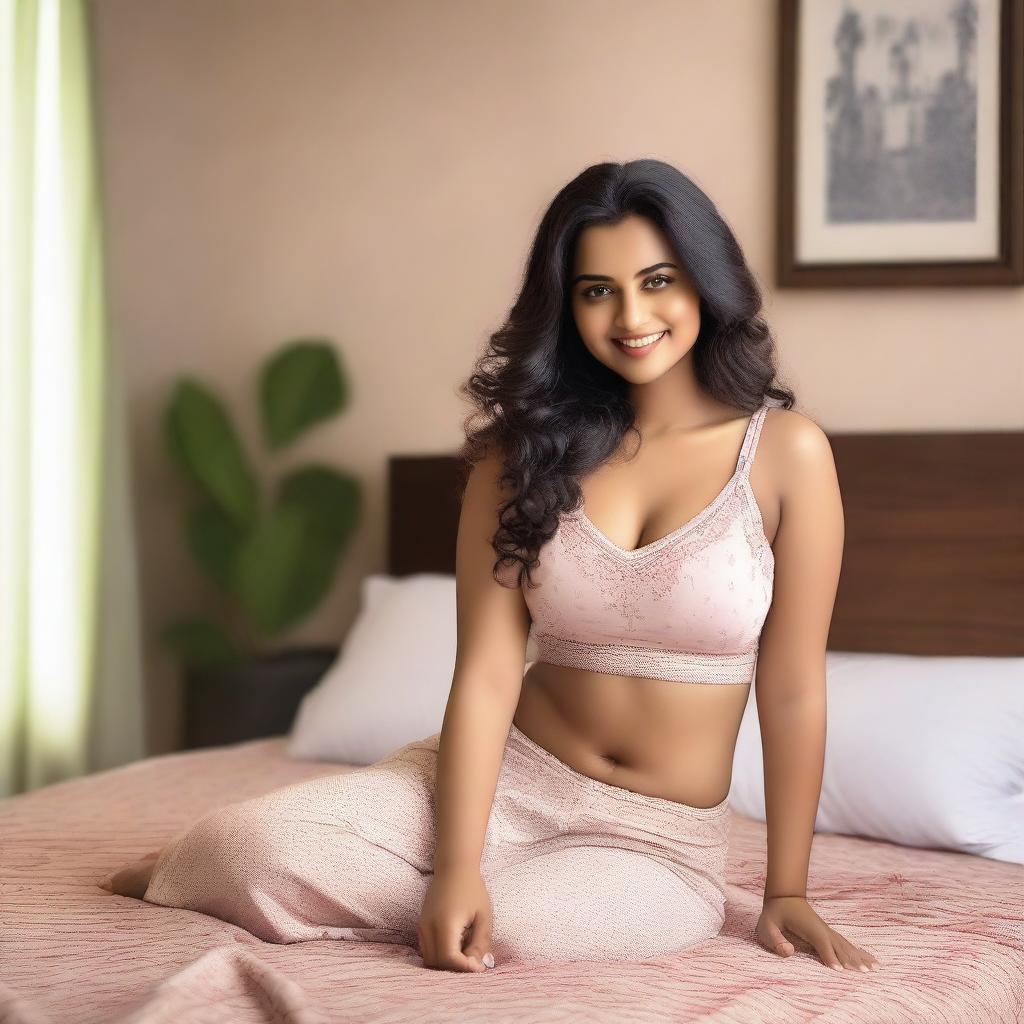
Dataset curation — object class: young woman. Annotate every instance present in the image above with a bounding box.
[105,159,879,975]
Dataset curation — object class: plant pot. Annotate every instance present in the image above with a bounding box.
[183,645,338,750]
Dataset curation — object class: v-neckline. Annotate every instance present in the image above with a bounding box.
[569,406,762,560]
[572,467,745,559]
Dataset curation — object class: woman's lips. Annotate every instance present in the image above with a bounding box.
[613,330,667,358]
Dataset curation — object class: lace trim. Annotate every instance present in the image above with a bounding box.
[533,632,757,685]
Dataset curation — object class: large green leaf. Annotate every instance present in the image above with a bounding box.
[185,501,247,592]
[283,516,346,631]
[160,618,243,668]
[231,470,360,637]
[164,379,259,531]
[230,503,319,635]
[276,465,361,544]
[273,467,360,631]
[261,340,346,451]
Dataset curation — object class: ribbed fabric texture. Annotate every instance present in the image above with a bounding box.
[523,403,775,686]
[143,724,731,964]
[533,634,759,684]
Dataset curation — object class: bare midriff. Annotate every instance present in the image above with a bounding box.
[511,664,751,809]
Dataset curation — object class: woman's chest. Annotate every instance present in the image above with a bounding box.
[524,502,774,651]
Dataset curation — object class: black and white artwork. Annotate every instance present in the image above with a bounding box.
[826,0,979,224]
[790,0,1009,270]
[798,0,991,266]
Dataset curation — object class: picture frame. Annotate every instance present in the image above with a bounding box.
[777,0,1024,287]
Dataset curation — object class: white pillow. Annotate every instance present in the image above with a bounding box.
[728,650,1024,864]
[288,574,457,765]
[288,573,537,765]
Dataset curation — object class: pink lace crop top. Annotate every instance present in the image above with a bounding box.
[522,402,775,685]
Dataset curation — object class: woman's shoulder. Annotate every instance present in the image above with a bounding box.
[759,403,837,481]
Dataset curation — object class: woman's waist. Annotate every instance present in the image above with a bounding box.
[513,661,748,808]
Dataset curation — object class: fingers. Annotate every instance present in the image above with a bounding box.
[815,931,882,973]
[417,919,488,973]
[440,919,486,972]
[830,932,882,972]
[764,921,795,957]
[760,919,881,973]
[461,911,494,971]
[817,935,845,971]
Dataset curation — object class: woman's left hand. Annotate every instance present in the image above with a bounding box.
[755,896,880,973]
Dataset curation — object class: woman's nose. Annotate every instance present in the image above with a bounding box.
[615,289,650,331]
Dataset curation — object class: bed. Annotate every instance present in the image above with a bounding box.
[1,422,1022,1024]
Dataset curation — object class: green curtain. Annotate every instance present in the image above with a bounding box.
[0,0,145,797]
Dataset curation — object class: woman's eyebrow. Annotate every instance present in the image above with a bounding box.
[571,262,678,286]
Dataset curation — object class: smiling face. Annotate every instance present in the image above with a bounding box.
[569,214,702,383]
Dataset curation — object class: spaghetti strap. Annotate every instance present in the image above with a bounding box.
[736,403,770,478]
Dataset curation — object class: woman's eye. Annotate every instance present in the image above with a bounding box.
[582,275,673,300]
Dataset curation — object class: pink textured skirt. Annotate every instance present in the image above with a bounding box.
[141,723,732,964]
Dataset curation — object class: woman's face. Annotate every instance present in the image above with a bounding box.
[569,214,701,382]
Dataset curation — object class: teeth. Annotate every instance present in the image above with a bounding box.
[617,330,665,348]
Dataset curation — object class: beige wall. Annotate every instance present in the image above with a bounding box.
[89,0,1024,755]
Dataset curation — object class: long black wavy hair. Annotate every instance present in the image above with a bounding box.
[456,159,795,590]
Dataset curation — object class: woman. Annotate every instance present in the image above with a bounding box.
[105,159,879,975]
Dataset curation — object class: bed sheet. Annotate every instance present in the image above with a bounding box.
[0,736,1021,1024]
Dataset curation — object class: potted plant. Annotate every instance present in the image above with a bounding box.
[160,337,361,749]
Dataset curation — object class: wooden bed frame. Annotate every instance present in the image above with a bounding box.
[387,424,1024,657]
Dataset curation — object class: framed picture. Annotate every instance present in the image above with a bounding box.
[777,0,1023,286]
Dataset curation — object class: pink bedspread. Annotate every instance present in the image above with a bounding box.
[0,737,1021,1024]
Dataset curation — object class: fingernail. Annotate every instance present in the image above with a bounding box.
[832,963,844,971]
[859,965,869,973]
[483,952,495,969]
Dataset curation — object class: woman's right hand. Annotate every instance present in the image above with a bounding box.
[417,867,494,972]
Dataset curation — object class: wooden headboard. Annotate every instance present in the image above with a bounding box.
[388,427,1024,657]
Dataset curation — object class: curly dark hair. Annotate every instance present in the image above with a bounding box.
[456,158,795,590]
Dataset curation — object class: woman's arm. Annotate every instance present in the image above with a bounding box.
[756,413,841,900]
[752,411,879,972]
[434,448,530,870]
[418,448,531,970]
[431,671,524,873]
